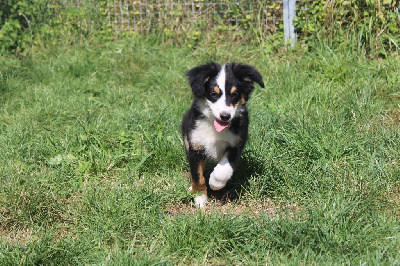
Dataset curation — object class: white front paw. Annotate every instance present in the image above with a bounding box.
[209,162,233,190]
[209,172,227,190]
[194,194,208,208]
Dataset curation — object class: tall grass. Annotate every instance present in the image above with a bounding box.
[0,39,399,264]
[296,0,400,57]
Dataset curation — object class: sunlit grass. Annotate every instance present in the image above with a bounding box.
[0,39,399,264]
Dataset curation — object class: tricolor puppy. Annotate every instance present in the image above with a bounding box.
[181,62,264,207]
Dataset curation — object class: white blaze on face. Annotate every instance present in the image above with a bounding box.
[216,65,226,92]
[206,65,237,122]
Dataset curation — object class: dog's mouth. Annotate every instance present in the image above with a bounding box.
[214,120,230,132]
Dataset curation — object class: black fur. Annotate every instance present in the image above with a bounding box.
[181,62,264,207]
[186,62,221,98]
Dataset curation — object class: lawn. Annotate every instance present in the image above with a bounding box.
[0,39,399,264]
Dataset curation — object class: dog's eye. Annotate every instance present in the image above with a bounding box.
[231,91,240,97]
[230,87,239,98]
[210,91,218,97]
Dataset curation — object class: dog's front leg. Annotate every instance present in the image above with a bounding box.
[187,153,208,207]
[209,147,240,191]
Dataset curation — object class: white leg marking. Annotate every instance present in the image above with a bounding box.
[194,194,208,208]
[188,186,193,192]
[209,156,233,190]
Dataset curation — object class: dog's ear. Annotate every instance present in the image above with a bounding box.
[186,62,221,98]
[231,63,265,93]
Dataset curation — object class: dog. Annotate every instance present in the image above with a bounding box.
[181,62,264,207]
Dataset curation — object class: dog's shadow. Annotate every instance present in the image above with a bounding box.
[204,150,265,203]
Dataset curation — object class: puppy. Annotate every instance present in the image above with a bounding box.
[181,62,264,207]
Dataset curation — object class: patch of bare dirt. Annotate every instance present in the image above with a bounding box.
[0,226,37,246]
[380,108,400,130]
[166,198,301,218]
[389,187,400,219]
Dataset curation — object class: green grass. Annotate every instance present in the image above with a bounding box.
[0,38,399,264]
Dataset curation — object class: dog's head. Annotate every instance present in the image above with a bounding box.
[187,62,264,132]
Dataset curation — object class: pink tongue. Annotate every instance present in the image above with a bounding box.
[214,120,230,132]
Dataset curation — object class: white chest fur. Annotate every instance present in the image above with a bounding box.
[190,118,240,161]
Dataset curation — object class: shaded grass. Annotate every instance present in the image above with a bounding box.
[0,39,399,264]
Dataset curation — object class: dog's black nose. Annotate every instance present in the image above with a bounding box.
[220,113,231,122]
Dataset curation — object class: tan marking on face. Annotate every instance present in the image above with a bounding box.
[230,102,239,108]
[230,87,237,94]
[239,94,247,105]
[230,93,247,108]
[213,86,221,95]
[191,160,207,193]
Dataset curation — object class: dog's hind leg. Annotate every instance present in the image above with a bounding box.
[188,155,208,207]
